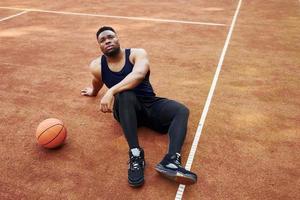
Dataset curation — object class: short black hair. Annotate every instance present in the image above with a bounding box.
[96,26,116,39]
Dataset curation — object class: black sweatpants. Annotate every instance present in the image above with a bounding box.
[113,90,189,155]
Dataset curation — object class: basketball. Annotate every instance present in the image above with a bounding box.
[36,118,67,149]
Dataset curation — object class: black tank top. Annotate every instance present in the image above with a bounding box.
[101,49,155,96]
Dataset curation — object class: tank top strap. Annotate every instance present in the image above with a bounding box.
[100,54,107,73]
[125,48,130,58]
[125,48,132,67]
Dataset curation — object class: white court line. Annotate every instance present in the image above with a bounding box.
[0,6,226,26]
[0,10,28,22]
[175,0,243,199]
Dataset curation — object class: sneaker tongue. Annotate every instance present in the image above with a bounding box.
[170,153,180,159]
[169,153,181,165]
[131,148,140,157]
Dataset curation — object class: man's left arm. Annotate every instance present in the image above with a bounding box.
[100,49,149,112]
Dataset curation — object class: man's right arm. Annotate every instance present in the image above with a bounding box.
[81,58,104,97]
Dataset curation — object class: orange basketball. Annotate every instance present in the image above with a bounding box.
[36,118,67,149]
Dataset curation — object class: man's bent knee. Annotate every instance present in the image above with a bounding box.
[177,105,190,118]
[115,91,138,106]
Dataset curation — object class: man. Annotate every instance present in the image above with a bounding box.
[81,26,197,187]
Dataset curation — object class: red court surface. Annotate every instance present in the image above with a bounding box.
[0,0,299,199]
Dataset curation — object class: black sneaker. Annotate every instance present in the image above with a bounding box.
[128,148,145,187]
[155,153,197,185]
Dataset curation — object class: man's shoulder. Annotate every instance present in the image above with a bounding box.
[89,57,102,78]
[130,48,147,54]
[90,57,101,68]
[129,48,148,59]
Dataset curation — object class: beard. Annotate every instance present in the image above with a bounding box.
[104,47,121,57]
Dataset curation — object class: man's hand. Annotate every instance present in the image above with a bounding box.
[81,87,97,97]
[100,90,114,113]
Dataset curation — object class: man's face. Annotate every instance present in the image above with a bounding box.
[97,30,120,57]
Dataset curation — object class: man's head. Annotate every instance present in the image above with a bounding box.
[96,26,121,57]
